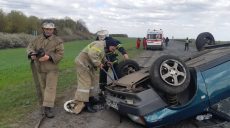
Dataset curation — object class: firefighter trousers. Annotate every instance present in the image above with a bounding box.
[74,61,97,102]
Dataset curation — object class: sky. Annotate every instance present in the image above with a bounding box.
[0,0,230,41]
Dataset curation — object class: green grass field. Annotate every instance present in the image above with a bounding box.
[0,37,143,127]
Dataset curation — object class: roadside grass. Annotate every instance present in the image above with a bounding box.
[0,37,143,127]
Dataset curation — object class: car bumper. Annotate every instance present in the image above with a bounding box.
[105,87,168,116]
[146,45,163,49]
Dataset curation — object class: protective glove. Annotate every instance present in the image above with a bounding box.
[123,54,129,60]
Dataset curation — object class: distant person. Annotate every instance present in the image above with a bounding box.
[165,37,169,47]
[136,38,141,49]
[143,37,147,49]
[184,37,189,51]
[27,20,64,118]
[172,36,174,43]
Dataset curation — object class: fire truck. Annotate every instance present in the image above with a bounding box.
[146,29,164,50]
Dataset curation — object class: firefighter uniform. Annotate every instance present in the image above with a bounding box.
[27,34,64,107]
[74,40,106,102]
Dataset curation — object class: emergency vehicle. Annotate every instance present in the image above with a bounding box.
[146,29,164,50]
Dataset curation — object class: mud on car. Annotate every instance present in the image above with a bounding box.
[104,32,230,128]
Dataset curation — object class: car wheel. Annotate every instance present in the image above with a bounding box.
[196,32,215,51]
[117,59,140,78]
[150,55,190,95]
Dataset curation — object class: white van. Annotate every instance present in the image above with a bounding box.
[146,29,164,50]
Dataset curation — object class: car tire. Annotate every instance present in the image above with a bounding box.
[150,55,190,95]
[117,59,140,78]
[195,32,215,51]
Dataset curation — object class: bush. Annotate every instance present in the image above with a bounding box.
[0,33,35,49]
[0,32,95,49]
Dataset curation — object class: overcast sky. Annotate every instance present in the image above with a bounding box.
[0,0,230,40]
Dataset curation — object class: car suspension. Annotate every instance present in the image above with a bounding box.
[166,94,179,106]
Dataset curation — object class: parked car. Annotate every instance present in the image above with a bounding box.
[104,32,230,127]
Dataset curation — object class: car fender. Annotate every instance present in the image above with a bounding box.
[144,70,210,127]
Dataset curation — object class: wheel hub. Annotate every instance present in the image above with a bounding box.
[169,69,176,76]
[160,59,186,86]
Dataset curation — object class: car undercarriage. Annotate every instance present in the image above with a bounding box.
[104,32,230,127]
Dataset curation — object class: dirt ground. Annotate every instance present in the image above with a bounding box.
[15,40,230,128]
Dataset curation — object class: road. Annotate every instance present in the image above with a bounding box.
[16,40,229,128]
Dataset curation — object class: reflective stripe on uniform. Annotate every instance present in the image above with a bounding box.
[77,89,90,93]
[117,44,122,48]
[106,51,116,55]
[88,45,101,52]
[112,60,118,64]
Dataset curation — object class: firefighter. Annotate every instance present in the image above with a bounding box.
[72,31,119,114]
[96,31,129,94]
[27,20,64,118]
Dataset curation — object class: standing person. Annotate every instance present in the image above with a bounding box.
[27,20,64,118]
[72,32,120,114]
[143,37,147,49]
[136,38,141,49]
[184,37,189,51]
[172,36,174,43]
[96,31,129,95]
[165,37,169,47]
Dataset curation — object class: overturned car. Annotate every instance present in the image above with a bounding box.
[104,32,230,127]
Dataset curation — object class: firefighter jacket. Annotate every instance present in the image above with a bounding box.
[27,34,64,72]
[75,41,106,69]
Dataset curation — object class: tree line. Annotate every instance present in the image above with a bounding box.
[0,9,90,36]
[0,9,95,49]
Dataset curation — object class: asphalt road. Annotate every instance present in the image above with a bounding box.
[16,40,229,128]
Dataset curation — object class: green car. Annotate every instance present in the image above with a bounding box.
[105,32,230,127]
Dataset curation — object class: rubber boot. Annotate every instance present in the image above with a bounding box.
[44,107,54,118]
[85,102,97,113]
[89,96,100,105]
[98,91,106,104]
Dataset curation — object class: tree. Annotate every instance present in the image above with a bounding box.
[26,16,41,35]
[0,9,6,32]
[5,10,27,33]
[76,19,89,33]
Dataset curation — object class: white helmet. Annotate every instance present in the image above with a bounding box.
[96,30,109,41]
[96,30,109,36]
[63,99,76,113]
[42,20,56,29]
